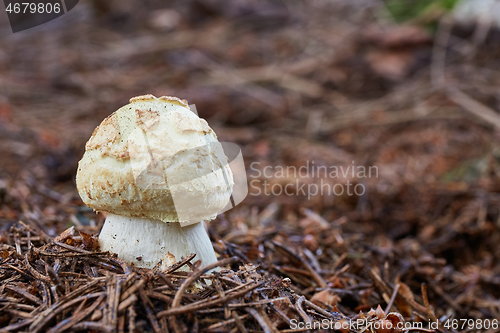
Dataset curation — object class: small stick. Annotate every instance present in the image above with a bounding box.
[128,306,136,333]
[0,317,35,333]
[24,255,51,283]
[118,314,125,333]
[46,264,65,295]
[162,253,197,274]
[70,322,115,332]
[147,291,172,306]
[204,314,251,331]
[52,241,92,254]
[157,281,261,317]
[421,283,438,323]
[272,242,327,288]
[385,283,400,315]
[214,277,230,319]
[138,286,162,333]
[245,307,274,333]
[106,274,122,327]
[30,292,106,333]
[227,297,288,308]
[295,296,312,323]
[117,294,138,313]
[231,311,249,333]
[39,251,109,257]
[447,87,500,130]
[171,257,240,310]
[5,284,42,305]
[303,300,346,321]
[431,17,452,87]
[46,294,105,333]
[120,278,145,302]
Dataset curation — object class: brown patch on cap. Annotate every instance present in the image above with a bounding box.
[86,114,120,151]
[85,113,130,160]
[135,108,160,130]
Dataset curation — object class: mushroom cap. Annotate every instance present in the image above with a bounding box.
[76,94,233,226]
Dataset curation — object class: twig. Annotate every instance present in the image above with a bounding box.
[272,242,327,288]
[46,294,105,333]
[52,241,92,254]
[385,283,400,315]
[431,17,452,87]
[5,285,42,305]
[204,314,251,331]
[447,87,500,130]
[245,307,273,333]
[70,322,115,332]
[161,253,197,274]
[106,274,122,328]
[227,297,288,308]
[157,281,262,317]
[117,294,138,313]
[0,318,35,333]
[421,283,438,323]
[295,296,312,323]
[170,257,240,310]
[30,292,106,333]
[139,286,162,333]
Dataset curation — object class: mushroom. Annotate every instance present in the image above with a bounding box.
[76,94,233,269]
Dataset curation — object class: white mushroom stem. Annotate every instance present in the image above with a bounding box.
[98,213,218,270]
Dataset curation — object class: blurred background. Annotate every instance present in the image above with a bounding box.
[0,0,499,323]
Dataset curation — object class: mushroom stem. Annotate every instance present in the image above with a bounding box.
[98,213,217,270]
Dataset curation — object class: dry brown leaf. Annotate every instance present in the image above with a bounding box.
[310,289,341,307]
[394,281,414,317]
[79,231,99,251]
[54,226,75,243]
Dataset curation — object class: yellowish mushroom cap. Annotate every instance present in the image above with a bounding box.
[76,94,233,226]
